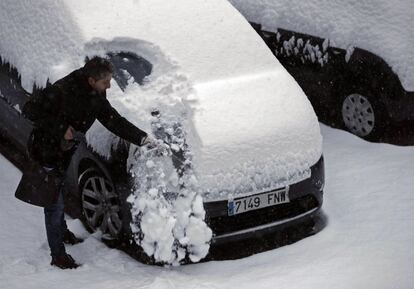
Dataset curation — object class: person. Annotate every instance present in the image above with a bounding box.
[20,56,156,269]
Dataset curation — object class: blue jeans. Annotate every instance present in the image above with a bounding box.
[44,187,68,257]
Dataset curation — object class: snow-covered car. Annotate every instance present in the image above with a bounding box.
[0,0,324,264]
[230,0,414,140]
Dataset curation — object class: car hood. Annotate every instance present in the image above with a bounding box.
[189,70,322,200]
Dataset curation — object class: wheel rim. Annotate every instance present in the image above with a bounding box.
[80,170,122,237]
[342,93,375,137]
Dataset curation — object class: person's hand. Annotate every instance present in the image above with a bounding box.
[64,126,75,140]
[141,136,158,148]
[60,138,78,151]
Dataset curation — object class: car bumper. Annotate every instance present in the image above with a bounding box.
[204,156,325,245]
[212,205,321,245]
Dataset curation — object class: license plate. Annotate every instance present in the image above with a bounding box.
[228,188,289,216]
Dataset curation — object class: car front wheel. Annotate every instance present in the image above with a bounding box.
[78,166,122,239]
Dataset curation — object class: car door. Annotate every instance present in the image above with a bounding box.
[257,26,349,121]
[0,57,33,152]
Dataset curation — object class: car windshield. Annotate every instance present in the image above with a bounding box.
[108,52,152,91]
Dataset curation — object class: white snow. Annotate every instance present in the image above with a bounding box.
[1,125,413,288]
[229,0,414,91]
[0,0,323,263]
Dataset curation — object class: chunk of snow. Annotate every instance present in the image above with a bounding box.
[13,104,21,113]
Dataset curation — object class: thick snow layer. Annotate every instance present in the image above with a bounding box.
[191,72,321,199]
[229,0,414,92]
[0,0,276,92]
[1,125,414,288]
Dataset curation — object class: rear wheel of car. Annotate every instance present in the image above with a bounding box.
[341,93,386,140]
[78,166,122,239]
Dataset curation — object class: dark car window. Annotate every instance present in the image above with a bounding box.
[108,52,152,91]
[0,57,29,108]
[0,56,33,150]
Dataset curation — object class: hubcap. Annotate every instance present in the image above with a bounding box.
[342,93,375,137]
[80,171,122,237]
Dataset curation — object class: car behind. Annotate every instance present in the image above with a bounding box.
[230,0,414,141]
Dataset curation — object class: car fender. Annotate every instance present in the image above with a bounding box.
[64,136,114,218]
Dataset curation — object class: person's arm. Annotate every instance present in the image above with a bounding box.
[97,97,148,146]
[22,86,69,140]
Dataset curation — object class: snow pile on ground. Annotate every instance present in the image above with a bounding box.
[229,0,414,91]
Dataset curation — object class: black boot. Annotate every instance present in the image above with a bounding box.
[51,253,80,269]
[63,229,83,245]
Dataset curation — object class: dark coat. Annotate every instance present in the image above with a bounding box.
[15,68,148,207]
[23,68,147,167]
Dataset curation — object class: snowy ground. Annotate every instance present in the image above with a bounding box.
[0,124,413,289]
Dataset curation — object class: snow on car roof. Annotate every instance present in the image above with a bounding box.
[229,0,414,92]
[0,0,276,92]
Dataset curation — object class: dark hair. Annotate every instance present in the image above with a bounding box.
[83,56,114,80]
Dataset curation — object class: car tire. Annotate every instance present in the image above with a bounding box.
[78,166,123,239]
[340,92,387,140]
